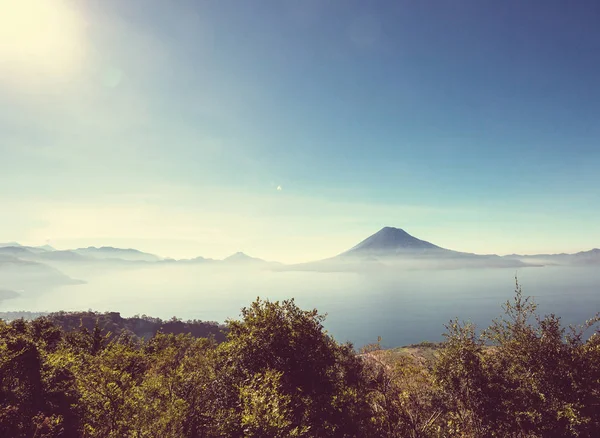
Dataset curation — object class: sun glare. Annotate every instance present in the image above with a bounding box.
[0,0,86,83]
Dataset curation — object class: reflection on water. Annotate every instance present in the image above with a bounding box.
[3,264,600,348]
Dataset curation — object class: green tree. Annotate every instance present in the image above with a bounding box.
[239,369,307,437]
[434,278,600,437]
[216,298,374,437]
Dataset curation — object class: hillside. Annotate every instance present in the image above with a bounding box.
[45,310,228,343]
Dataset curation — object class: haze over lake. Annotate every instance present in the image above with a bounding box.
[4,263,599,348]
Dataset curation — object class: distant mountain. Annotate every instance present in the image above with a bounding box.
[0,246,38,258]
[0,243,54,252]
[335,228,600,268]
[284,227,536,272]
[340,227,445,257]
[0,256,84,289]
[573,248,600,263]
[37,244,56,252]
[0,245,158,264]
[337,227,496,262]
[0,232,597,273]
[0,247,84,262]
[73,247,160,262]
[223,252,267,264]
[175,256,218,264]
[0,242,22,248]
[504,248,600,266]
[38,250,87,262]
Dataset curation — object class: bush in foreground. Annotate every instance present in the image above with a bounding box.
[1,280,599,437]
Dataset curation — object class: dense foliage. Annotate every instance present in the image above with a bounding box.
[0,310,227,343]
[46,311,227,343]
[1,280,599,437]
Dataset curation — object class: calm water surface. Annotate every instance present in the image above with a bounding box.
[4,265,600,348]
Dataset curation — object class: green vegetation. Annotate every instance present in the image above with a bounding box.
[0,311,227,343]
[1,280,600,437]
[46,311,227,343]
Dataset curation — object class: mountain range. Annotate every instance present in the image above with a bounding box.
[0,254,85,294]
[286,227,545,272]
[1,227,598,281]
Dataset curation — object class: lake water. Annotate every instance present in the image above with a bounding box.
[3,264,600,348]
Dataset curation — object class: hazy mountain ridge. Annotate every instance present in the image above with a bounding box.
[1,229,597,271]
[503,248,600,266]
[286,227,544,272]
[0,255,84,290]
[0,246,39,258]
[0,245,270,266]
[73,246,161,262]
[0,243,55,253]
[338,227,598,266]
[0,229,597,298]
[0,246,275,303]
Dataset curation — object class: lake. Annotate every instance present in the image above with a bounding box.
[3,264,600,348]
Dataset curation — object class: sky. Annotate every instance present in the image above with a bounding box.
[1,0,600,263]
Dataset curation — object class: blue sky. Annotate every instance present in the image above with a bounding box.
[1,0,599,262]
